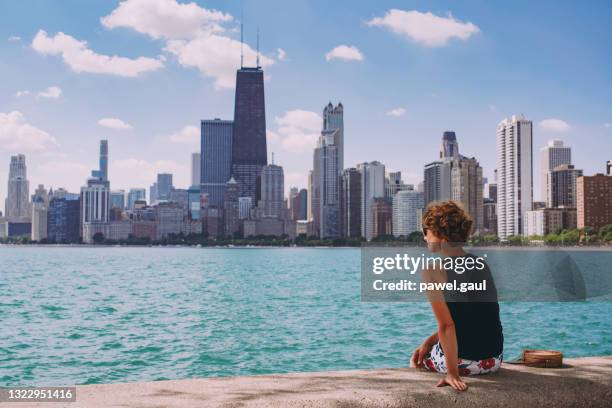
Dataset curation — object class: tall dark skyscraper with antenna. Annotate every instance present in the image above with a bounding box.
[231,27,267,203]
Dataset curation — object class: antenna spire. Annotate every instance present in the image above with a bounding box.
[256,27,260,68]
[240,13,244,68]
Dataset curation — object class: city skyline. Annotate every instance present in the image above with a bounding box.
[1,0,611,206]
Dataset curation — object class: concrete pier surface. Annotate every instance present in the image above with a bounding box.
[8,356,612,408]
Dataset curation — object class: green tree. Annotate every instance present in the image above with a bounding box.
[544,233,559,246]
[559,229,580,245]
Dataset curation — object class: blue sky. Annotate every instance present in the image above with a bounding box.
[0,0,611,206]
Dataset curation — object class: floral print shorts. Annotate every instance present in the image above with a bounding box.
[423,342,502,376]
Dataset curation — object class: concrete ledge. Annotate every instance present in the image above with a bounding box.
[14,356,612,408]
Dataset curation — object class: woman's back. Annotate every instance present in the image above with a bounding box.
[444,254,504,361]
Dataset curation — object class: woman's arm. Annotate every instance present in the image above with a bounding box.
[410,331,439,367]
[430,301,467,391]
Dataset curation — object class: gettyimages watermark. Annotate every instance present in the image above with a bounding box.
[361,243,612,302]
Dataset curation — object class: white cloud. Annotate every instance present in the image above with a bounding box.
[15,90,30,97]
[111,158,188,189]
[386,107,406,117]
[266,129,280,143]
[277,48,287,61]
[100,0,232,40]
[31,30,164,77]
[489,105,497,112]
[0,111,57,151]
[269,110,321,153]
[8,36,21,42]
[37,161,89,184]
[325,45,364,62]
[97,117,133,130]
[165,34,274,89]
[539,118,570,132]
[604,123,611,129]
[36,86,62,99]
[168,125,199,143]
[102,0,272,90]
[367,9,480,47]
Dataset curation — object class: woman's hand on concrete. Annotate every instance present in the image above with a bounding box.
[437,374,468,391]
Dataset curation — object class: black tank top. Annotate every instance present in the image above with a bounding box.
[443,254,504,360]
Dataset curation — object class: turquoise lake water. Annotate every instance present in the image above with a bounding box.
[1,247,611,386]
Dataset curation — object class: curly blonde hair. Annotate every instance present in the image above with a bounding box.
[422,201,473,242]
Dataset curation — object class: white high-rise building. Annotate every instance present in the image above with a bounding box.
[5,154,30,219]
[31,198,48,241]
[323,102,344,174]
[540,139,571,202]
[315,129,340,238]
[309,102,344,237]
[191,152,201,188]
[358,161,385,241]
[81,180,110,224]
[238,197,252,220]
[258,164,284,218]
[31,184,48,241]
[496,114,533,240]
[392,190,424,237]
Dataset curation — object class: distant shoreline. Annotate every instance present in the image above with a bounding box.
[0,243,610,251]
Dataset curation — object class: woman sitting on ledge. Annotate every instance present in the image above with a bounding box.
[410,201,504,391]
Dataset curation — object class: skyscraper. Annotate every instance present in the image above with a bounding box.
[540,139,571,201]
[223,177,240,236]
[341,168,362,238]
[372,198,392,238]
[483,198,497,236]
[450,156,483,233]
[577,174,612,230]
[47,193,81,243]
[307,170,315,222]
[81,140,111,243]
[547,164,582,208]
[358,161,385,241]
[440,131,460,159]
[81,178,110,240]
[288,187,299,219]
[5,154,30,219]
[191,152,201,188]
[232,66,267,203]
[91,140,108,181]
[496,114,533,240]
[323,102,344,173]
[31,196,48,241]
[110,190,125,210]
[488,170,498,202]
[315,129,340,238]
[290,189,308,221]
[423,132,483,232]
[156,173,173,201]
[423,160,451,206]
[30,184,48,241]
[201,119,233,208]
[385,171,413,199]
[238,197,252,220]
[258,164,284,218]
[127,188,146,209]
[392,190,424,237]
